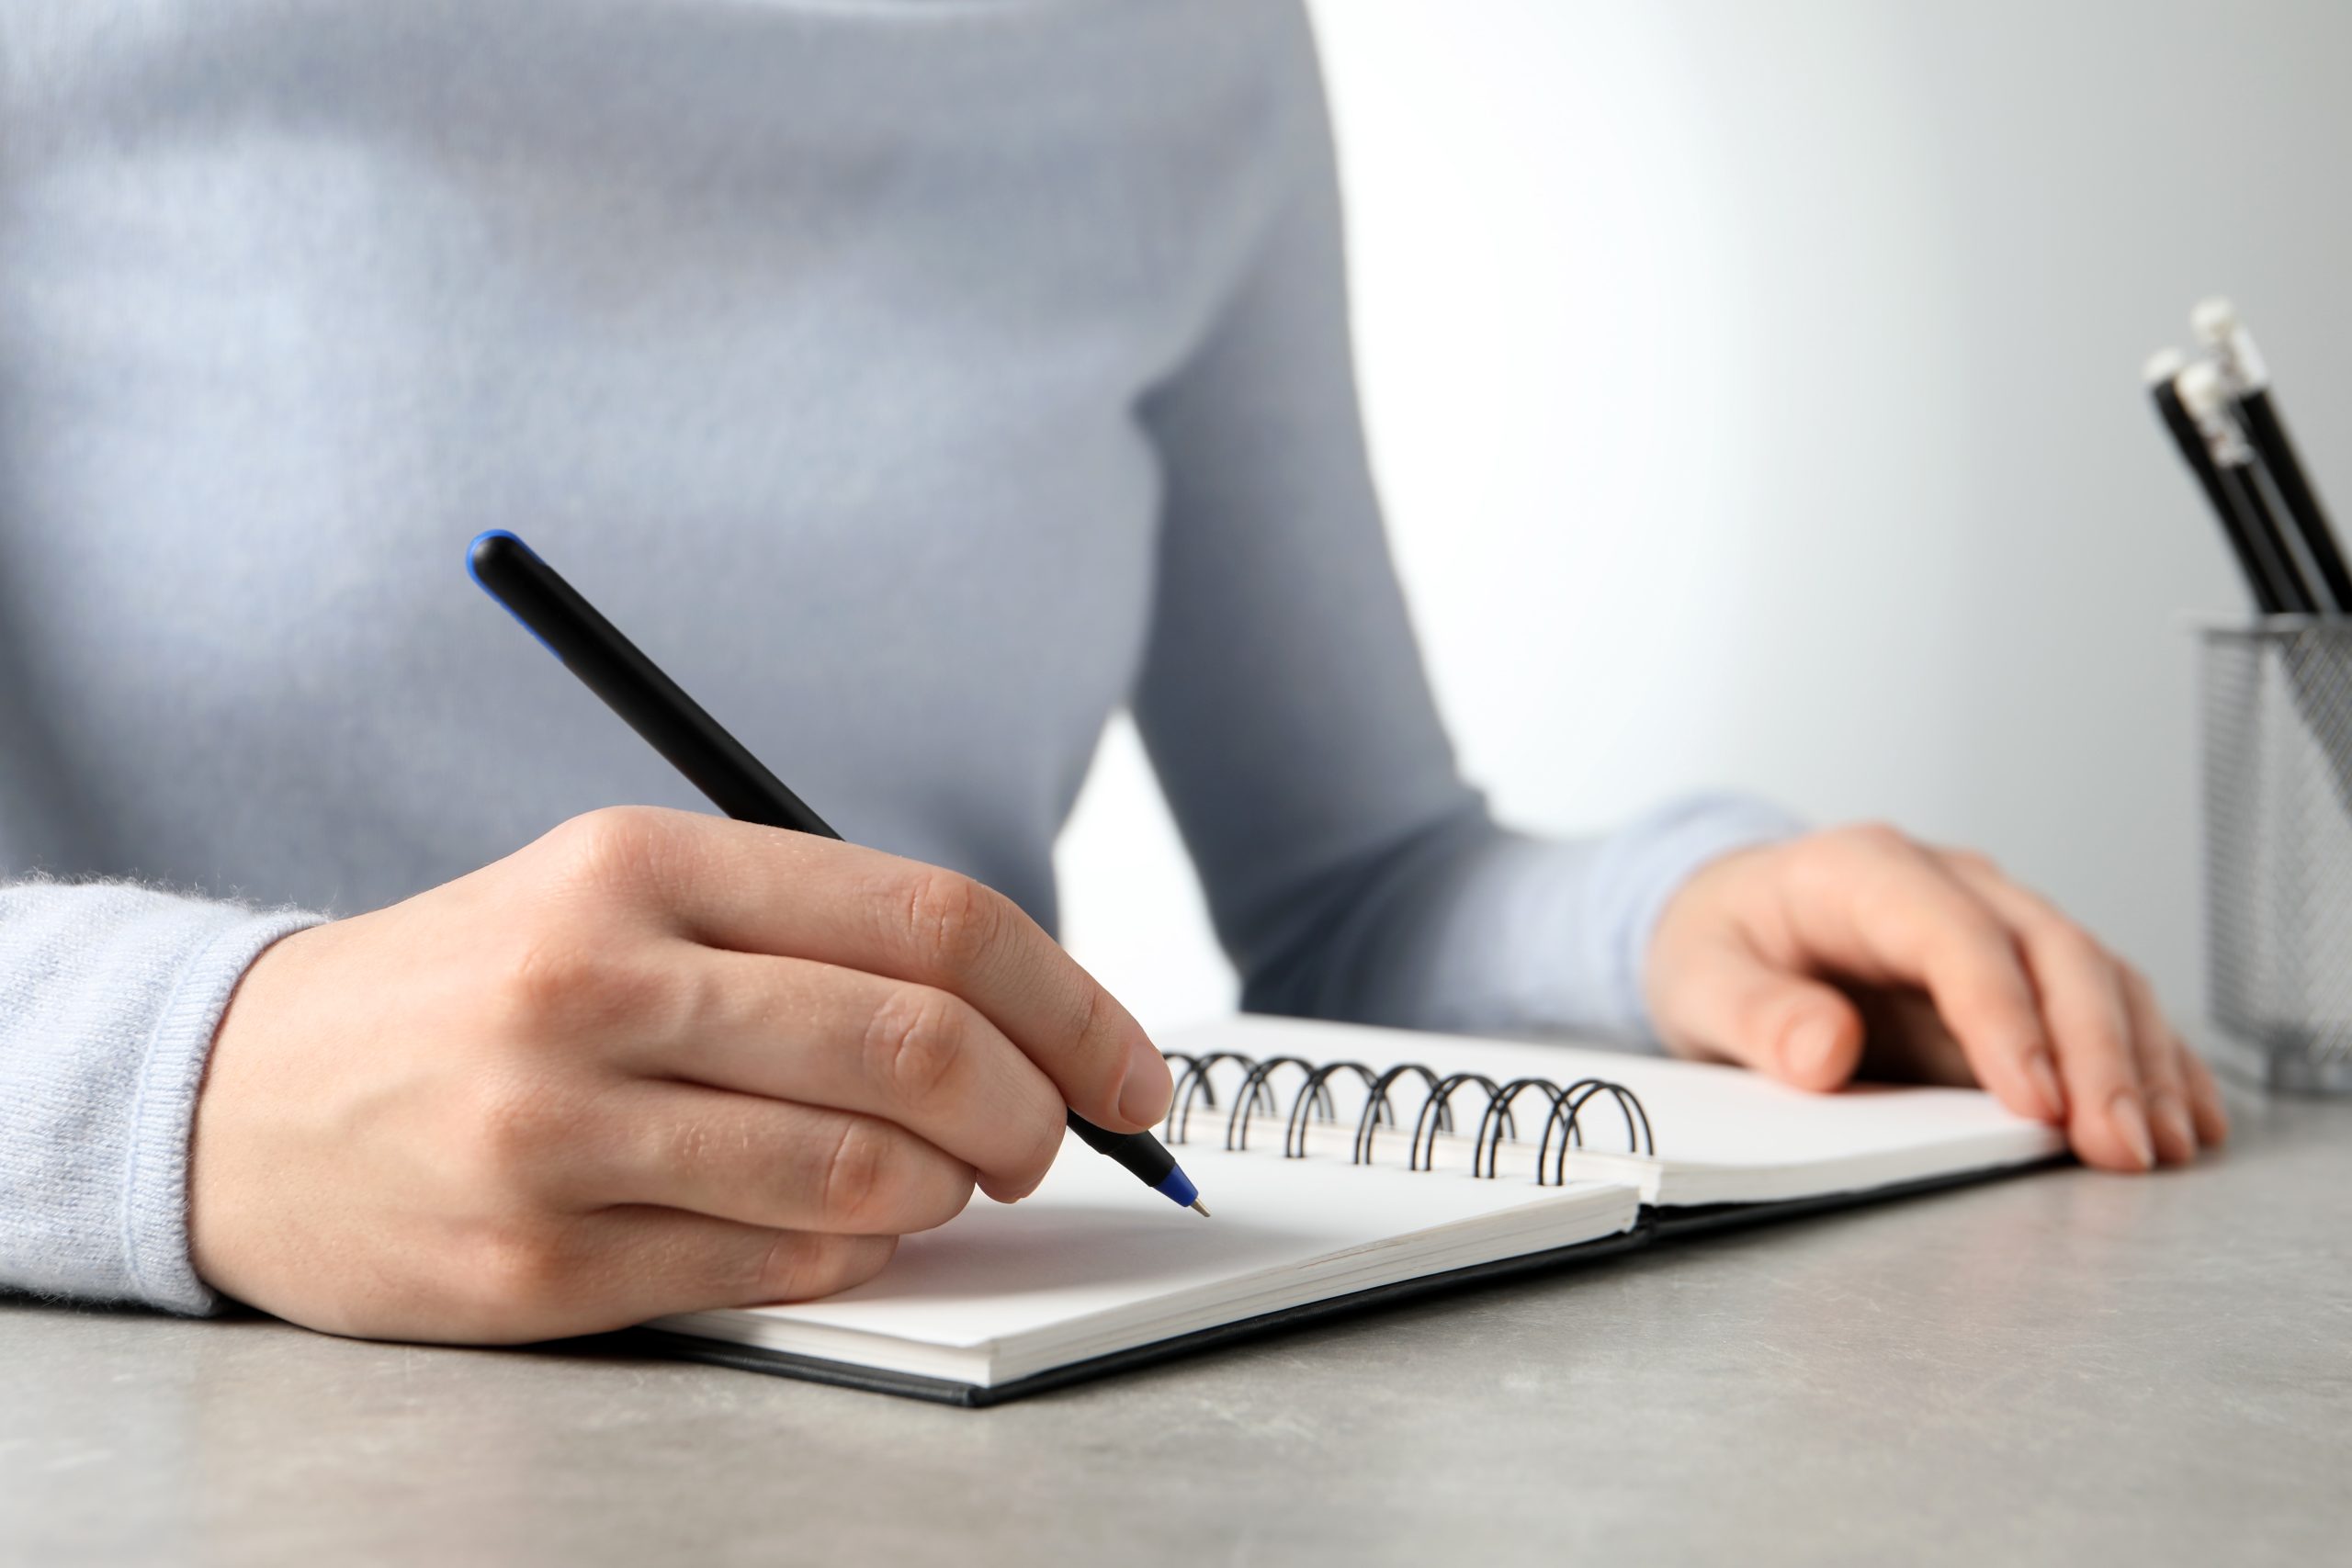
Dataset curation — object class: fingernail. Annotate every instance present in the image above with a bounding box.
[2109,1090,2155,1170]
[1117,1035,1172,1126]
[1781,1016,1844,1082]
[2025,1051,2065,1122]
[2150,1092,2194,1160]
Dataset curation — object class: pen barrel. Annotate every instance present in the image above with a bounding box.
[469,531,1201,1211]
[1064,1110,1179,1186]
[469,532,839,837]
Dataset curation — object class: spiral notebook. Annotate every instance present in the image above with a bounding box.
[641,1017,2064,1404]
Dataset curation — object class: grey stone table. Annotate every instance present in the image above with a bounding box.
[6,1091,2346,1568]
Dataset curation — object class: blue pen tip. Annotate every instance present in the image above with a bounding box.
[1151,1163,1201,1212]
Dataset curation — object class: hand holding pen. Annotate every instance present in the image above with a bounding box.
[188,560,1190,1348]
[466,530,1204,1215]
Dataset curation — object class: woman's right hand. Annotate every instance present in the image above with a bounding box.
[188,806,1172,1343]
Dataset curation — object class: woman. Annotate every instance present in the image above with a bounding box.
[0,1,2222,1343]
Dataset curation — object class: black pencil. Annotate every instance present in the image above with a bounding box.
[2177,359,2320,615]
[2195,299,2352,614]
[2146,350,2305,615]
[466,529,1206,1216]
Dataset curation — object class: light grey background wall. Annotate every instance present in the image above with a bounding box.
[1059,0,2352,1036]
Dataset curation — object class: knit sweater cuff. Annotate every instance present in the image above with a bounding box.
[0,881,322,1314]
[122,907,322,1314]
[1594,792,1809,1044]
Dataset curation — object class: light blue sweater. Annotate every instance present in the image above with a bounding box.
[0,0,1795,1314]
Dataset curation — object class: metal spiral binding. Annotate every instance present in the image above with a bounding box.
[1166,1051,1276,1146]
[1162,1049,1653,1185]
[1159,1053,1219,1112]
[1221,1056,1331,1151]
[1279,1061,1383,1159]
[1410,1073,1506,1172]
[1349,1061,1451,1164]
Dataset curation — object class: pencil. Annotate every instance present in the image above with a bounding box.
[2147,350,2305,615]
[2194,299,2352,614]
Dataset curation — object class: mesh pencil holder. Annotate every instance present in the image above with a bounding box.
[2199,619,2352,1093]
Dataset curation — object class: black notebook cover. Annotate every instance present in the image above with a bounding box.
[623,1221,1659,1407]
[577,1027,2066,1407]
[609,1156,2059,1406]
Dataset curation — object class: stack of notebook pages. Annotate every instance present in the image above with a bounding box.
[646,1015,2066,1404]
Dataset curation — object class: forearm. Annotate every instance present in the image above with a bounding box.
[1242,793,1804,1044]
[0,879,320,1312]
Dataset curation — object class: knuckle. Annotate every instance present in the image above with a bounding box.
[460,1220,574,1319]
[891,1159,978,1235]
[2188,1053,2227,1110]
[901,868,1005,979]
[1781,835,1850,899]
[815,1118,890,1229]
[495,932,671,1039]
[2041,919,2109,973]
[1011,1096,1068,1193]
[864,986,967,1110]
[455,1076,575,1191]
[499,933,594,1025]
[763,1233,898,1303]
[915,1175,977,1234]
[1944,847,2000,881]
[1792,824,1906,896]
[1066,980,1114,1073]
[546,806,671,894]
[1841,819,1913,857]
[747,1230,807,1302]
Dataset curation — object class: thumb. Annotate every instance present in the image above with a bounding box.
[1656,942,1865,1092]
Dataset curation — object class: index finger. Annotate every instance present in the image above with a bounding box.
[1776,828,2062,1122]
[582,809,1170,1132]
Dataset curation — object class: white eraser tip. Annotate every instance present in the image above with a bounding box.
[2143,347,2187,384]
[2191,297,2238,342]
[2176,358,2226,414]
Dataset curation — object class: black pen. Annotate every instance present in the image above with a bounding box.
[2145,349,2305,615]
[2194,298,2352,615]
[466,529,1207,1216]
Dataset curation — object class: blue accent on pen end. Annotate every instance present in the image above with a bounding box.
[1151,1163,1200,1211]
[466,527,533,581]
[465,530,560,660]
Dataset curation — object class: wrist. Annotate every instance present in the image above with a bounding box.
[1607,795,1805,1045]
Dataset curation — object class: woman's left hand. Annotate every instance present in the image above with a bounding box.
[1644,823,2228,1172]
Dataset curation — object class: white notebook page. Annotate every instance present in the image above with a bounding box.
[657,1122,1638,1386]
[654,1015,2063,1385]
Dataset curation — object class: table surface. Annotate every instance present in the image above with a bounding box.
[6,1089,2346,1568]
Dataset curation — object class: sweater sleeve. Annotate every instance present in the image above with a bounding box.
[1131,17,1802,1044]
[0,879,321,1314]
